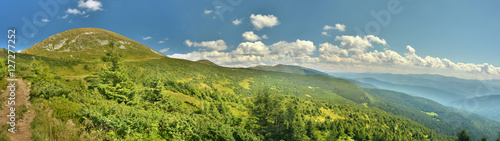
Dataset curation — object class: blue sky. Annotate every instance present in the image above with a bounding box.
[2,0,500,79]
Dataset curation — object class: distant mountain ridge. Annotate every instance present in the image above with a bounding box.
[450,95,500,121]
[329,72,500,121]
[249,64,329,77]
[21,28,165,61]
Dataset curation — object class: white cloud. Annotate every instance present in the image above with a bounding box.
[319,42,348,56]
[232,19,242,25]
[158,41,165,44]
[78,0,103,11]
[185,40,193,46]
[318,43,348,63]
[335,35,386,55]
[250,14,280,30]
[159,48,169,53]
[143,36,152,40]
[61,14,68,19]
[321,32,330,36]
[323,25,334,30]
[261,35,268,39]
[41,19,50,23]
[233,41,269,55]
[350,50,408,65]
[335,35,373,55]
[171,36,500,79]
[204,10,213,14]
[242,31,261,41]
[405,45,427,66]
[324,24,346,32]
[269,39,316,57]
[184,39,228,51]
[171,39,318,67]
[67,8,85,15]
[334,23,346,32]
[366,35,387,45]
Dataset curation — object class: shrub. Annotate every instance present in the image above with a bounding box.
[54,76,62,79]
[31,81,72,99]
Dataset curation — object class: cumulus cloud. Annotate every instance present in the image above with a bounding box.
[405,46,427,66]
[261,35,268,39]
[333,23,346,32]
[335,35,386,55]
[321,32,330,36]
[324,24,346,32]
[250,14,280,30]
[78,0,103,11]
[242,31,261,41]
[171,36,500,79]
[233,41,269,55]
[67,8,85,15]
[41,19,50,23]
[350,50,408,65]
[269,39,316,57]
[143,36,152,40]
[318,42,348,63]
[158,41,165,44]
[232,19,242,25]
[159,48,169,53]
[366,35,386,45]
[323,25,334,30]
[171,39,319,67]
[204,10,213,14]
[184,40,228,51]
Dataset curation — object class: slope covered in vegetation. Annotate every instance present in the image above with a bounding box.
[1,28,498,140]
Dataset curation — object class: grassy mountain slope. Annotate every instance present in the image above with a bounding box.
[250,64,330,77]
[4,50,444,140]
[6,27,499,140]
[21,28,164,61]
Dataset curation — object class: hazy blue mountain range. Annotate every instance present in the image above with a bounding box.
[329,72,500,121]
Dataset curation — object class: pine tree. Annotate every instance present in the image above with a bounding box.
[96,40,137,104]
[457,129,471,141]
[481,136,488,141]
[496,132,500,141]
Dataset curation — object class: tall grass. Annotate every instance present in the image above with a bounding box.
[30,99,81,141]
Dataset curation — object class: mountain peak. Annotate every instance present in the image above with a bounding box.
[195,59,218,66]
[22,28,165,61]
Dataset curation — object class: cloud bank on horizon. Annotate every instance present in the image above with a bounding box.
[170,14,500,80]
[5,0,500,80]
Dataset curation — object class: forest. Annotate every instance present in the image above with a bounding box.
[0,40,499,141]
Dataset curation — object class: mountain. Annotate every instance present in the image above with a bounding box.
[450,95,500,121]
[249,64,330,77]
[365,88,500,140]
[329,72,500,103]
[21,28,165,61]
[329,73,500,98]
[7,28,500,140]
[195,59,218,66]
[349,77,462,104]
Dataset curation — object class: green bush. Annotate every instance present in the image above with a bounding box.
[54,76,62,79]
[31,81,71,99]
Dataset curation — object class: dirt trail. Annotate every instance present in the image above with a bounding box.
[0,79,34,141]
